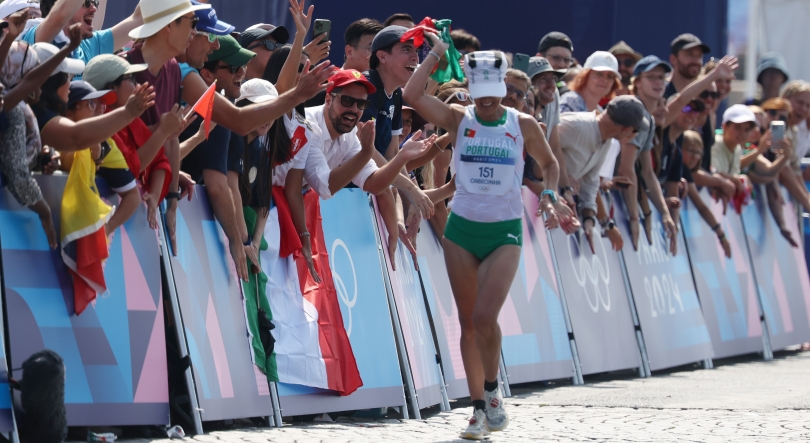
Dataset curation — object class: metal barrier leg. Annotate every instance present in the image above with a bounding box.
[498,354,512,397]
[269,382,283,427]
[158,209,204,434]
[370,196,417,419]
[544,224,585,385]
[617,250,652,377]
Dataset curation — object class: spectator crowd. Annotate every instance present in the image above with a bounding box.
[0,0,807,439]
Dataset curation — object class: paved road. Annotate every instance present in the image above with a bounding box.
[98,350,810,442]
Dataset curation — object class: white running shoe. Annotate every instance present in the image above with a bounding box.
[459,408,490,440]
[484,388,509,431]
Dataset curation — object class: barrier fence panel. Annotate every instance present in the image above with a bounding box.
[0,175,169,425]
[682,189,764,359]
[273,189,405,416]
[164,185,272,421]
[0,247,16,438]
[415,221,469,400]
[612,191,714,371]
[741,186,810,350]
[547,195,641,375]
[497,189,576,385]
[374,197,444,411]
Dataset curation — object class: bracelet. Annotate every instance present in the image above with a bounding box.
[428,51,441,61]
[717,233,726,241]
[583,215,598,227]
[165,191,181,200]
[299,232,311,238]
[432,141,445,152]
[560,186,574,194]
[712,223,721,231]
[643,210,652,218]
[629,216,640,221]
[243,237,252,247]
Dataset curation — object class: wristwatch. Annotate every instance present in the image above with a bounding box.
[243,237,253,247]
[166,191,181,200]
[601,218,616,234]
[540,189,558,204]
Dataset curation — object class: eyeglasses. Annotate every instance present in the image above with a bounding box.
[443,90,470,104]
[699,90,720,100]
[196,31,218,43]
[619,58,635,67]
[119,74,137,85]
[83,0,99,8]
[332,93,371,110]
[84,100,98,112]
[506,84,526,100]
[547,53,573,67]
[178,15,200,29]
[217,64,245,74]
[683,148,703,156]
[248,40,281,52]
[766,109,789,122]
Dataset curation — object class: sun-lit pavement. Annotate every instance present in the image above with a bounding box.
[94,350,810,442]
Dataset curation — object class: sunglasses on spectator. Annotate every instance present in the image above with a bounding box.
[83,0,99,8]
[443,91,470,104]
[248,40,282,52]
[217,64,245,74]
[547,53,573,67]
[506,84,526,100]
[767,109,789,122]
[699,90,720,99]
[177,15,199,28]
[619,59,635,67]
[331,93,370,110]
[196,31,218,43]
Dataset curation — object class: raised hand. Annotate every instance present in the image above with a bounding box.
[288,0,314,34]
[398,130,437,161]
[294,60,334,102]
[356,121,376,153]
[66,23,82,50]
[713,55,739,79]
[159,104,184,138]
[125,83,156,118]
[304,33,330,66]
[423,29,448,57]
[6,10,28,39]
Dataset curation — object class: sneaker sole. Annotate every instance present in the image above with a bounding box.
[459,430,489,440]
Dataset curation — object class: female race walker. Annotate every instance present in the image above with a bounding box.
[403,33,577,440]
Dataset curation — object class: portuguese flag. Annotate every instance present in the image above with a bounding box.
[400,17,465,83]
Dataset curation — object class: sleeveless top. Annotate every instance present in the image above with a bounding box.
[452,105,525,222]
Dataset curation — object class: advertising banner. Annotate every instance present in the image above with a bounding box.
[741,186,810,350]
[682,189,763,358]
[497,189,575,384]
[613,192,714,371]
[166,186,272,421]
[547,194,640,375]
[274,190,404,415]
[0,175,168,425]
[374,197,444,410]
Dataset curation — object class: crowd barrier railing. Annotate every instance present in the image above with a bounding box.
[1,177,809,433]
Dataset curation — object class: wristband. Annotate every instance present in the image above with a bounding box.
[540,190,558,204]
[243,237,252,247]
[643,210,652,218]
[166,191,181,200]
[432,141,445,152]
[712,223,721,232]
[717,233,726,241]
[583,215,598,227]
[299,232,311,238]
[428,51,441,61]
[560,186,574,194]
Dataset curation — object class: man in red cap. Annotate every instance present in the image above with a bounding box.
[304,70,436,260]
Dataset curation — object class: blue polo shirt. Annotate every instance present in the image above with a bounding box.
[21,26,114,80]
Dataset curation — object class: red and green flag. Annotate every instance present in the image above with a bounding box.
[400,17,465,83]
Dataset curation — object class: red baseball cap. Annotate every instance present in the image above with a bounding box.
[326,69,376,95]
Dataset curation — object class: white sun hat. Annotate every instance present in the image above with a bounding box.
[238,78,279,103]
[583,51,621,80]
[32,42,85,76]
[462,51,508,99]
[128,0,211,39]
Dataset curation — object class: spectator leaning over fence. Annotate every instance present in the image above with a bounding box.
[559,51,621,113]
[405,39,576,439]
[679,130,733,257]
[554,95,645,253]
[0,19,83,249]
[22,0,143,69]
[711,104,756,206]
[609,40,641,96]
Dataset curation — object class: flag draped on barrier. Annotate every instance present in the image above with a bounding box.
[60,148,112,315]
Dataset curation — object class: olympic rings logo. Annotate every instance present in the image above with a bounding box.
[567,232,611,313]
[330,239,357,337]
[479,186,490,192]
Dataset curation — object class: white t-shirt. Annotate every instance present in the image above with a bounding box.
[273,113,312,186]
[557,112,613,212]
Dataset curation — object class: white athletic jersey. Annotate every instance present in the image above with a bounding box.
[452,105,525,222]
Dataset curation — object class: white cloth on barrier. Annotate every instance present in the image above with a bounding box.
[261,207,329,389]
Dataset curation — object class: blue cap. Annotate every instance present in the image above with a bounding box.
[192,1,234,35]
[633,55,673,77]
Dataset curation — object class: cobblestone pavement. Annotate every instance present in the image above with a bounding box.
[89,351,810,442]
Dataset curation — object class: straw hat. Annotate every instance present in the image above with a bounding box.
[128,0,210,39]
